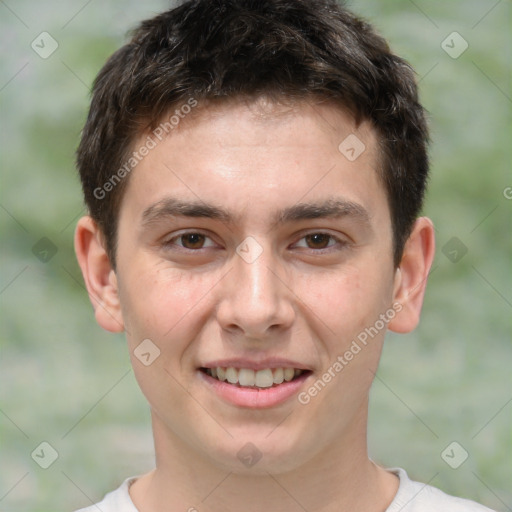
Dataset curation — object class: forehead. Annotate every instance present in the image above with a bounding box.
[119,98,386,227]
[159,96,376,151]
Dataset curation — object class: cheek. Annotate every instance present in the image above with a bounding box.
[119,267,218,410]
[303,265,392,340]
[120,265,216,350]
[296,268,392,423]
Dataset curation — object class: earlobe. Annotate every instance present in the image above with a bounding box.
[74,216,125,333]
[388,217,436,334]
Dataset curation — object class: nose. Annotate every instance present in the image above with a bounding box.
[215,241,295,339]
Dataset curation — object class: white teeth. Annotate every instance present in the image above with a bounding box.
[255,369,274,388]
[238,368,255,386]
[273,368,284,384]
[206,366,304,388]
[225,367,238,384]
[284,368,295,382]
[216,367,226,381]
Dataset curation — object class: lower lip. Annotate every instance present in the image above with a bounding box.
[198,370,311,409]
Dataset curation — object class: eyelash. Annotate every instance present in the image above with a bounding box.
[162,231,348,253]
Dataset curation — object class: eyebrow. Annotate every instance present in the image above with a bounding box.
[141,196,371,230]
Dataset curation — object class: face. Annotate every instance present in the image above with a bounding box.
[79,98,427,475]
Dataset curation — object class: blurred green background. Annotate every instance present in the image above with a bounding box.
[1,1,510,511]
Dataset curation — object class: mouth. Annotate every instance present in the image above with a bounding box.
[199,366,311,389]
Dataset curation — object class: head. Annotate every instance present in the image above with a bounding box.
[77,0,430,269]
[75,0,434,476]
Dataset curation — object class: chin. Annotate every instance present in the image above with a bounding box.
[201,429,311,475]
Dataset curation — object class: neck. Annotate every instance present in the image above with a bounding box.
[130,406,398,512]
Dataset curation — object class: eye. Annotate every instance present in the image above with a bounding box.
[293,232,346,251]
[164,232,216,250]
[162,231,347,253]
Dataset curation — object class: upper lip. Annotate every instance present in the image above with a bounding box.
[200,358,312,372]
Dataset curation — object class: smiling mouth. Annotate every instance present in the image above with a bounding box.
[200,367,311,389]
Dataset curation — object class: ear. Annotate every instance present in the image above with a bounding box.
[74,216,124,333]
[388,216,435,334]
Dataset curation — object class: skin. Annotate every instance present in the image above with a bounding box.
[75,98,435,512]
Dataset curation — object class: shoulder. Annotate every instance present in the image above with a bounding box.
[73,476,139,512]
[386,468,496,512]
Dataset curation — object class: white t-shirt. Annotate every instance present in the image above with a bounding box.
[74,467,496,511]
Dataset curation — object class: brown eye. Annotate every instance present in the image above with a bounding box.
[164,232,216,251]
[179,233,206,249]
[293,232,346,252]
[304,233,332,249]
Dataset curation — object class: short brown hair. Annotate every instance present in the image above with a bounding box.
[76,0,429,268]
